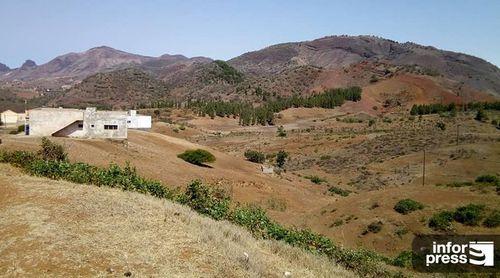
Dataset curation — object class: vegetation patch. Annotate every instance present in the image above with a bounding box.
[475,174,500,186]
[304,175,327,184]
[177,149,216,166]
[483,210,500,228]
[362,221,383,235]
[428,211,454,232]
[393,199,424,215]
[410,101,500,116]
[244,150,265,164]
[186,86,362,126]
[328,186,351,197]
[453,204,485,226]
[275,150,288,168]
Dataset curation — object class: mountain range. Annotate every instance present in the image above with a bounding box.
[1,35,499,110]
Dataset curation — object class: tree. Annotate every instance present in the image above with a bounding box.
[244,150,265,164]
[276,150,288,168]
[177,149,216,166]
[475,109,488,122]
[37,137,67,161]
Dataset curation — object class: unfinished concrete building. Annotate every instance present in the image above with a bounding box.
[26,107,151,139]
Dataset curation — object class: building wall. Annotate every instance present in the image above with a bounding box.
[83,108,127,139]
[127,115,152,129]
[27,109,84,136]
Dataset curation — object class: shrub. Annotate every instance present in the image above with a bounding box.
[275,150,288,168]
[328,186,351,197]
[363,221,383,234]
[304,175,326,184]
[320,155,331,160]
[453,204,485,226]
[368,119,375,127]
[394,227,408,238]
[483,210,500,228]
[277,125,287,137]
[394,199,424,215]
[38,137,67,161]
[475,174,499,186]
[17,124,25,133]
[475,109,488,122]
[436,122,446,130]
[231,205,273,238]
[442,181,473,187]
[0,150,38,168]
[428,211,454,231]
[392,251,413,268]
[244,150,265,164]
[179,180,230,220]
[177,149,216,166]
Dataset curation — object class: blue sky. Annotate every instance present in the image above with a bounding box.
[1,0,499,68]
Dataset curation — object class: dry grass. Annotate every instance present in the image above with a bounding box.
[0,164,354,277]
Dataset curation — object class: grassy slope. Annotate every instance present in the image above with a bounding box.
[0,164,353,277]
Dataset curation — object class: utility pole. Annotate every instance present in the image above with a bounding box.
[422,148,426,186]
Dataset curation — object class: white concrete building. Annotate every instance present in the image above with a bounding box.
[1,110,25,125]
[26,107,151,139]
[127,110,151,129]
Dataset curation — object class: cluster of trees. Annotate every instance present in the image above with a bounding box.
[410,101,500,116]
[188,87,362,126]
[211,60,244,84]
[410,103,458,116]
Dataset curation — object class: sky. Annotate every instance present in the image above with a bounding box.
[1,0,499,68]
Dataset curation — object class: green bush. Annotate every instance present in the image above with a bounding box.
[320,155,331,160]
[328,186,351,197]
[177,149,216,166]
[276,150,288,168]
[394,199,424,215]
[231,205,274,238]
[38,137,68,161]
[0,150,38,168]
[428,211,454,231]
[277,125,287,137]
[179,180,230,220]
[436,122,446,131]
[483,210,500,228]
[475,174,499,186]
[475,109,488,122]
[363,221,383,234]
[244,150,265,164]
[17,124,25,133]
[304,175,326,184]
[453,204,485,226]
[392,251,413,268]
[394,227,408,238]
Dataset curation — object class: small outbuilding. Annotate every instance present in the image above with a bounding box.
[1,110,25,125]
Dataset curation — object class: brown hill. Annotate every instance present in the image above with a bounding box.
[51,68,170,109]
[229,35,500,97]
